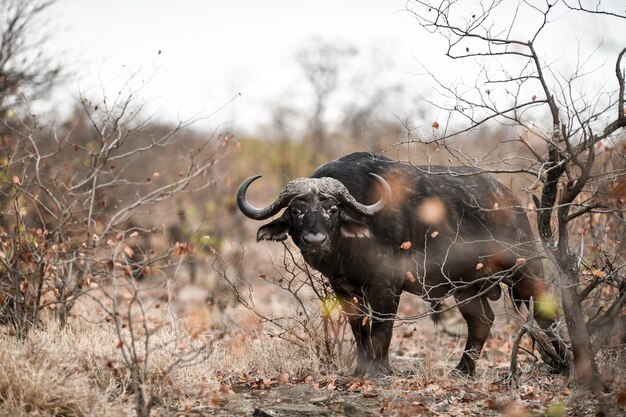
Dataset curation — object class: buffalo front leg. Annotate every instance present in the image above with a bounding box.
[338,285,400,377]
[455,292,494,375]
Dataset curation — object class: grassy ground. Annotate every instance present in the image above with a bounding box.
[1,258,625,416]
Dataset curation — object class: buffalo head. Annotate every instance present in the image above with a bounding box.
[237,174,392,256]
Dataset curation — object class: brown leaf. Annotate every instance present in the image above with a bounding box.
[10,175,20,185]
[476,262,484,270]
[277,373,290,385]
[400,241,412,250]
[432,121,440,129]
[116,340,124,349]
[516,258,526,266]
[617,386,626,405]
[484,398,500,411]
[219,383,234,395]
[531,95,537,101]
[592,269,606,278]
[123,245,134,258]
[406,271,416,283]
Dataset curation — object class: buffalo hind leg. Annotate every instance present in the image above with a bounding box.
[339,286,400,377]
[511,285,569,371]
[455,292,494,375]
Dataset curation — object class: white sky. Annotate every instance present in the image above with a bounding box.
[50,0,624,133]
[53,0,426,131]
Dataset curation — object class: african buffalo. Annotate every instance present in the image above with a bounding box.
[237,152,566,376]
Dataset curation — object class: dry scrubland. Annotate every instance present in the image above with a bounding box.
[1,2,625,414]
[1,127,626,416]
[1,113,625,416]
[1,211,625,416]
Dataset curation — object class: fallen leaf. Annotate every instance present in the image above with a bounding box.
[219,383,234,395]
[592,269,605,278]
[516,258,526,266]
[431,231,439,238]
[400,241,412,250]
[406,271,416,283]
[617,386,626,405]
[484,398,500,411]
[476,262,484,270]
[123,245,134,257]
[432,121,440,129]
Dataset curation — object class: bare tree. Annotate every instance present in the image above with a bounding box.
[0,75,227,337]
[297,39,356,162]
[405,0,625,400]
[0,0,61,124]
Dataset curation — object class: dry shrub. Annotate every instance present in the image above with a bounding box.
[0,293,330,415]
[0,328,119,417]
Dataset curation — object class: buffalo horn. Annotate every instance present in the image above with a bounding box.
[332,173,391,216]
[236,173,391,220]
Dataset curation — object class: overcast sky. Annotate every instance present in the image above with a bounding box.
[53,0,426,131]
[51,1,623,133]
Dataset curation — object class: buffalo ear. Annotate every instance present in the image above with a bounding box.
[257,218,289,242]
[340,217,371,239]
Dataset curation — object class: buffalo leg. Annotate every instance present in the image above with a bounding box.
[455,292,494,375]
[511,279,569,369]
[339,285,400,377]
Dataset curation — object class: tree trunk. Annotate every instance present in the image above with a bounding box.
[560,279,600,389]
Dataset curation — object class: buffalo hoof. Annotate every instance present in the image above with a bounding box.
[353,364,393,378]
[450,366,475,378]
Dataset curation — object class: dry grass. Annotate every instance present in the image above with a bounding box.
[0,277,332,416]
[0,266,624,416]
[0,326,121,417]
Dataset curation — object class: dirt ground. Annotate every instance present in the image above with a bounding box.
[178,365,614,417]
[167,289,626,417]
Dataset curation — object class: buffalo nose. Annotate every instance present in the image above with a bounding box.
[303,232,327,245]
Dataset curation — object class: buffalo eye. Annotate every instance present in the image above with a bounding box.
[291,207,302,216]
